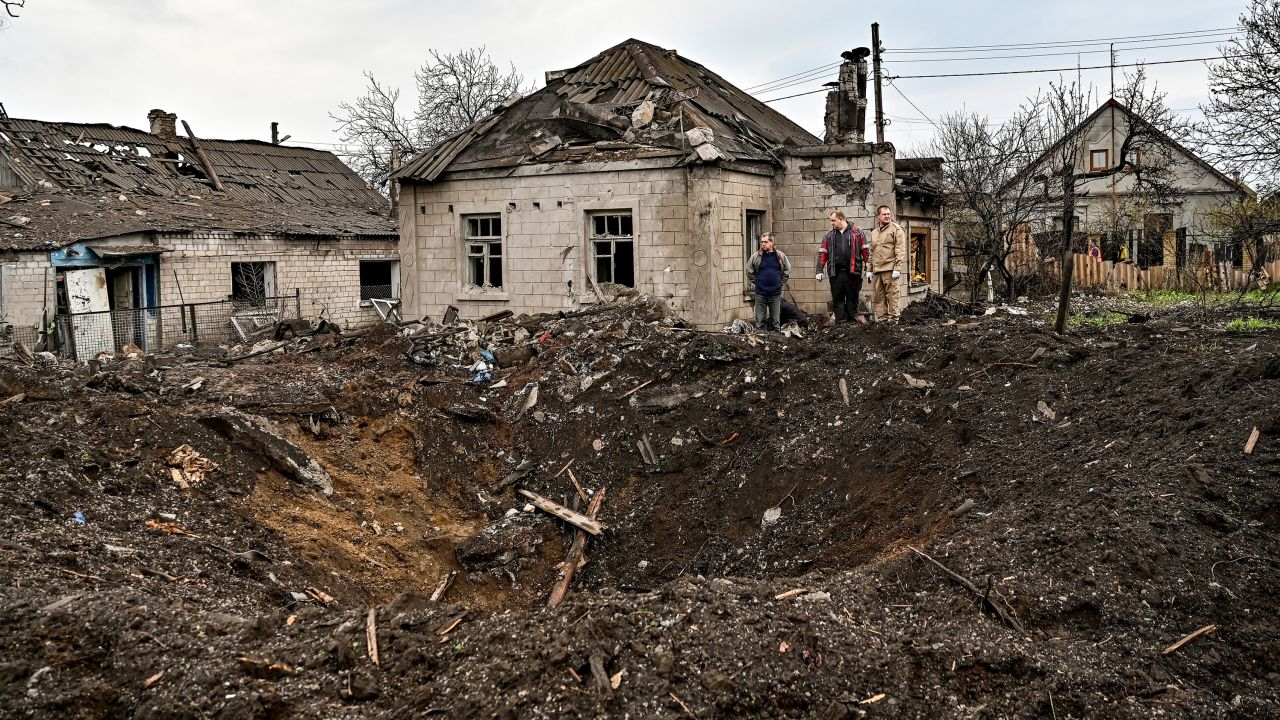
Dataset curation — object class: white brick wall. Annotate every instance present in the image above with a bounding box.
[403,167,694,322]
[399,151,895,327]
[772,151,896,315]
[0,256,55,328]
[157,232,398,329]
[1,232,398,331]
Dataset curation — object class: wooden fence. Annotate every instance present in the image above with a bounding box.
[1066,254,1280,292]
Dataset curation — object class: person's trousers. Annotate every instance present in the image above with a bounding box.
[873,270,901,320]
[754,293,782,331]
[829,271,862,323]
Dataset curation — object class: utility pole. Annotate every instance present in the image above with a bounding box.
[1109,43,1115,98]
[389,146,401,219]
[871,22,885,143]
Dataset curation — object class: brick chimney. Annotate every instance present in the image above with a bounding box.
[823,48,870,144]
[147,109,178,141]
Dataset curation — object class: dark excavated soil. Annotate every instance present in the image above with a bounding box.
[0,299,1277,719]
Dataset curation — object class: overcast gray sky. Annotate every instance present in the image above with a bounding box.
[0,0,1246,156]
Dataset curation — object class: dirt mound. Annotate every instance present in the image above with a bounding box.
[0,298,1277,718]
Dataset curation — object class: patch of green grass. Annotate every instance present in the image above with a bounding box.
[1122,289,1196,307]
[1224,316,1280,332]
[1069,311,1129,328]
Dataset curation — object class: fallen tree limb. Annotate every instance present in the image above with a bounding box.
[910,546,1024,633]
[548,489,606,608]
[1162,624,1216,655]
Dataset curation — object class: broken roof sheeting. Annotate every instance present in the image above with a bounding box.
[397,39,821,183]
[0,116,396,250]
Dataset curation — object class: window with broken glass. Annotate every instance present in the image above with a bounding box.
[230,261,276,306]
[744,210,766,280]
[464,215,503,288]
[359,260,399,301]
[589,212,635,287]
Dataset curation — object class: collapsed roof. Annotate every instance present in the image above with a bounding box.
[396,39,822,183]
[0,114,397,250]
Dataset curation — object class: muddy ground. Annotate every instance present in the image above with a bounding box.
[0,295,1277,719]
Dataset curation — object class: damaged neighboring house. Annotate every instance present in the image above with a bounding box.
[0,109,398,356]
[394,39,943,327]
[894,157,945,293]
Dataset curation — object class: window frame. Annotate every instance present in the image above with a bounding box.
[743,209,767,281]
[463,214,503,289]
[588,210,636,288]
[230,261,276,306]
[1089,148,1110,172]
[358,259,401,303]
[909,226,931,284]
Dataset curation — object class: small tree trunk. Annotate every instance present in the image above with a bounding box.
[1053,177,1076,334]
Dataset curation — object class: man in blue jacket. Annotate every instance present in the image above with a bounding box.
[746,232,791,332]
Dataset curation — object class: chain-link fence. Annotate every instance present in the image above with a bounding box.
[1,291,304,361]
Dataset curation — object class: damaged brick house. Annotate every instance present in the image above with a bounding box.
[393,39,943,327]
[0,109,398,355]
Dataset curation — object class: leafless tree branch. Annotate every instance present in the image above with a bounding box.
[1202,0,1280,191]
[331,47,527,191]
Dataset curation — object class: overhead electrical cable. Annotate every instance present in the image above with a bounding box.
[888,26,1237,53]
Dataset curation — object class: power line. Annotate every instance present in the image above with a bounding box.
[889,26,1237,53]
[744,26,1235,104]
[885,53,1237,80]
[887,81,939,131]
[742,61,840,92]
[760,87,829,103]
[886,36,1235,63]
[751,36,1233,98]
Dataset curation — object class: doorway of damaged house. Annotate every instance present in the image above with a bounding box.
[52,243,163,356]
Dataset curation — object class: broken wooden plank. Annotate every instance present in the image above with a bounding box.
[305,587,335,604]
[180,120,225,192]
[567,468,589,503]
[548,488,606,607]
[222,341,287,364]
[1244,427,1260,455]
[1162,624,1216,655]
[838,378,849,406]
[518,489,606,535]
[430,570,457,602]
[366,608,380,665]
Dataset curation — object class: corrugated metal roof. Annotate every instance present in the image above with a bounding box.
[0,115,397,250]
[395,39,820,183]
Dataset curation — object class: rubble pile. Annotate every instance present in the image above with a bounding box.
[0,296,1277,718]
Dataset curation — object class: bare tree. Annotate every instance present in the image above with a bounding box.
[331,48,526,189]
[919,105,1047,304]
[1203,0,1280,191]
[1206,195,1280,297]
[0,0,24,29]
[1016,70,1190,332]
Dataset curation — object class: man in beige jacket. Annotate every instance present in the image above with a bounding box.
[869,204,908,323]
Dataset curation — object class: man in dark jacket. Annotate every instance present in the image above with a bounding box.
[815,210,870,324]
[746,232,791,331]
